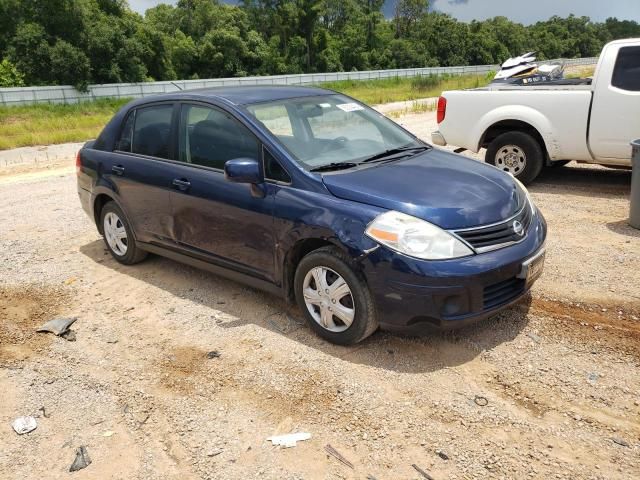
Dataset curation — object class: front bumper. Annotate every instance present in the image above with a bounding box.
[361,211,547,332]
[431,130,447,146]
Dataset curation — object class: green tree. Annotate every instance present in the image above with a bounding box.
[0,58,25,87]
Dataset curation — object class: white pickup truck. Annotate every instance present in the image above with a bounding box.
[432,38,640,183]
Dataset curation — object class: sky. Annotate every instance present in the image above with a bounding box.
[128,0,640,25]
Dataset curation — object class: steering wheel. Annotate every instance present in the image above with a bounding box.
[319,136,349,154]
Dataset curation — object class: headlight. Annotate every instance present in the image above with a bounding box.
[513,178,536,215]
[365,211,473,260]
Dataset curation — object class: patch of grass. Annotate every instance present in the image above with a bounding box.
[0,98,130,150]
[321,72,494,105]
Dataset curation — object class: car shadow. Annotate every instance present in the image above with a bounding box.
[530,162,630,198]
[80,239,531,374]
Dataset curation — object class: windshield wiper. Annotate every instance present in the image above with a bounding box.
[309,162,360,172]
[360,145,430,164]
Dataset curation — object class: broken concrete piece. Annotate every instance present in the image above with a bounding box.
[267,432,311,448]
[36,317,77,336]
[12,416,37,435]
[69,446,91,472]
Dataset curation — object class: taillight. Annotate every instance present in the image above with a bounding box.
[76,150,82,175]
[437,96,447,124]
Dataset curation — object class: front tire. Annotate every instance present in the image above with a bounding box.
[486,131,544,185]
[100,201,147,265]
[294,247,378,345]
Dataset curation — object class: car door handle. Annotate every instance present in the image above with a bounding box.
[172,178,191,191]
[111,165,125,176]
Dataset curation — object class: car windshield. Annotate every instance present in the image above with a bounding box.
[246,94,424,170]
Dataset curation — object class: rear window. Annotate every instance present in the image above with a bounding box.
[612,46,640,92]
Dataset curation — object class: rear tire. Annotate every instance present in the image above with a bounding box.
[100,201,147,265]
[294,246,378,345]
[486,131,544,185]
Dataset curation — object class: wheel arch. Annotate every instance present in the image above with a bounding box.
[93,192,117,234]
[282,238,341,304]
[480,119,551,164]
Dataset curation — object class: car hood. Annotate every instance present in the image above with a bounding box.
[321,148,524,230]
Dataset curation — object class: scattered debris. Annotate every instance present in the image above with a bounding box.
[412,463,436,480]
[12,416,37,435]
[36,317,77,336]
[587,372,599,384]
[102,430,115,437]
[267,432,311,448]
[61,329,77,342]
[38,406,50,418]
[206,350,221,359]
[474,395,489,407]
[69,446,92,472]
[611,437,630,448]
[367,475,378,480]
[325,444,354,469]
[527,332,541,343]
[206,448,223,457]
[436,450,449,460]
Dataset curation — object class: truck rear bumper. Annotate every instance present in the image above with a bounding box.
[431,130,447,146]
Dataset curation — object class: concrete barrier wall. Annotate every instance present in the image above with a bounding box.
[0,57,599,106]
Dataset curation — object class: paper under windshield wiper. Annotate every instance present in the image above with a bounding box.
[309,162,360,172]
[360,145,429,164]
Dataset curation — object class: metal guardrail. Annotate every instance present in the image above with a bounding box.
[0,57,599,106]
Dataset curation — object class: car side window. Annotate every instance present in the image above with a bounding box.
[264,148,291,183]
[115,111,135,152]
[179,104,260,170]
[130,104,174,159]
[612,46,640,92]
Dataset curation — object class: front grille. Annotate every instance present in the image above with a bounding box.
[483,277,525,310]
[454,205,532,252]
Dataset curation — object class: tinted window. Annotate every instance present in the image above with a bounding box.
[612,46,640,92]
[131,104,173,158]
[179,105,259,170]
[264,148,291,183]
[116,111,135,152]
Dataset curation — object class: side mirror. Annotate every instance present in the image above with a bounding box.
[224,158,263,184]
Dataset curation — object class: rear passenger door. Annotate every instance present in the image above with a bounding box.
[169,103,276,281]
[110,102,178,245]
[590,44,640,161]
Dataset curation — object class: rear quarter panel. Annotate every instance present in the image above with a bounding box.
[440,88,594,161]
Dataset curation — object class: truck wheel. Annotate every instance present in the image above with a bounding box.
[486,131,543,185]
[294,246,378,345]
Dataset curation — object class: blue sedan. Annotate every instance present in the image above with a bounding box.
[77,86,546,344]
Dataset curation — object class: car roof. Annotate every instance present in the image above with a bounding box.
[145,85,336,106]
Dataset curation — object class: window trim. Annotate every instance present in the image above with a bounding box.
[262,145,292,185]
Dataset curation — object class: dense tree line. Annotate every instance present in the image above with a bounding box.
[1,0,639,89]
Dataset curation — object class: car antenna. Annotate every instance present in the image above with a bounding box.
[171,81,183,91]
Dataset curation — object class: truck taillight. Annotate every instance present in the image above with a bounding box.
[76,150,81,175]
[437,96,447,124]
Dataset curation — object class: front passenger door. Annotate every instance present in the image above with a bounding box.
[169,103,276,281]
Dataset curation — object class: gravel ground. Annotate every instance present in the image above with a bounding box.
[1,110,639,480]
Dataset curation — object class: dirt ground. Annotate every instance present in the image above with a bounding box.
[1,111,639,479]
